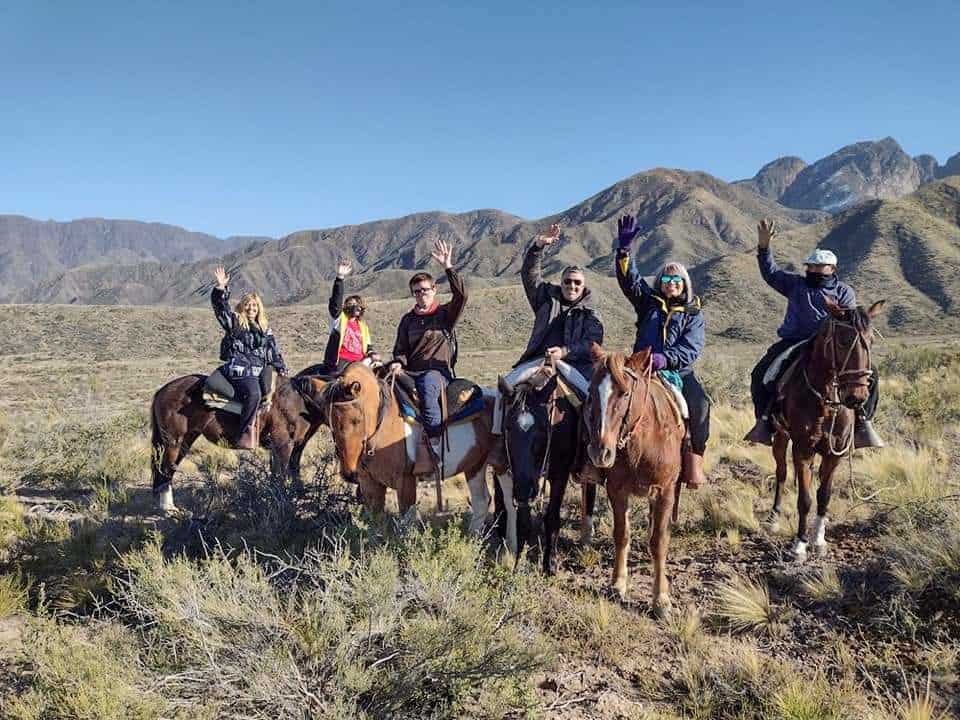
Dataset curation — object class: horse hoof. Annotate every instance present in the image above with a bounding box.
[155,487,177,515]
[653,597,673,621]
[611,582,628,601]
[813,541,829,555]
[791,539,808,562]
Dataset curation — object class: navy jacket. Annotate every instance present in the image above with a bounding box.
[212,287,287,377]
[758,248,856,341]
[615,252,704,373]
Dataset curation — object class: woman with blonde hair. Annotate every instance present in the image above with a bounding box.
[210,265,288,448]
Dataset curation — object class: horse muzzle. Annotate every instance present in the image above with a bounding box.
[587,443,616,469]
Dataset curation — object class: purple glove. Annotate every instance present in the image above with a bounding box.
[651,352,668,371]
[617,214,641,250]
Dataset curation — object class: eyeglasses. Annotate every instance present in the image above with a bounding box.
[344,304,362,313]
[562,279,583,287]
[412,286,435,296]
[661,275,684,284]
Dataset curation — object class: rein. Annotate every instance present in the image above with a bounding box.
[614,359,654,450]
[802,316,873,456]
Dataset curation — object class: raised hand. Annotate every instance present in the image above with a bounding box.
[431,238,454,269]
[757,219,776,249]
[214,265,229,289]
[617,214,641,250]
[336,259,352,278]
[535,223,562,248]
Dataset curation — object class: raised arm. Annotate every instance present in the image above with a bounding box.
[432,239,467,326]
[756,220,797,297]
[328,259,351,318]
[211,265,236,332]
[522,223,560,310]
[614,215,653,309]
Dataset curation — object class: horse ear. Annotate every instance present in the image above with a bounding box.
[627,347,651,371]
[823,296,845,319]
[348,381,362,398]
[867,299,886,320]
[589,341,604,361]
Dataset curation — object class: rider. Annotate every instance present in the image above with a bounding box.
[388,239,466,476]
[211,265,288,449]
[320,259,379,374]
[744,219,883,447]
[489,222,604,465]
[604,214,710,488]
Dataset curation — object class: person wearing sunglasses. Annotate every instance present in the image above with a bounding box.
[388,238,467,476]
[315,258,379,376]
[488,222,604,465]
[584,213,710,488]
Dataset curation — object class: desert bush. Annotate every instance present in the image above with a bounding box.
[713,573,778,633]
[0,571,30,618]
[699,485,760,535]
[6,620,166,720]
[0,494,26,560]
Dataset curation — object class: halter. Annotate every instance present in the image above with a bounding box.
[802,314,874,455]
[504,384,559,500]
[584,357,654,453]
[322,376,391,457]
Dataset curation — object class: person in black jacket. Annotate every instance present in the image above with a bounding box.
[211,265,288,449]
[325,260,378,369]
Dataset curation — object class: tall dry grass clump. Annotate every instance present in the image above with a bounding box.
[714,573,778,633]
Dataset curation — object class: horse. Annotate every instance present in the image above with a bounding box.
[767,298,885,560]
[149,371,329,513]
[584,345,686,616]
[492,371,597,574]
[322,362,495,532]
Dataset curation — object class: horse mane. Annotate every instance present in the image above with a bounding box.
[604,351,632,392]
[849,305,871,333]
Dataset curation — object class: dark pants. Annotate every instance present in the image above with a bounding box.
[681,371,711,455]
[260,365,276,397]
[750,338,880,421]
[412,369,451,437]
[230,376,261,433]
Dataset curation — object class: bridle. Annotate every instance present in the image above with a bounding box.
[585,357,654,454]
[322,376,391,458]
[802,314,874,455]
[504,384,559,501]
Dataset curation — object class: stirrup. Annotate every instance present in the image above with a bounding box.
[854,419,885,449]
[743,419,774,446]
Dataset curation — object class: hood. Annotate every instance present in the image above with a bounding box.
[547,282,596,310]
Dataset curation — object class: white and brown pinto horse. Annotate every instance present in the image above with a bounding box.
[321,362,496,532]
[584,345,685,616]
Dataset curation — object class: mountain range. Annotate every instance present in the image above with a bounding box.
[2,137,958,336]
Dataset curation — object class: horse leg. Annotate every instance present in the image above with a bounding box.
[767,432,789,524]
[813,453,842,553]
[466,467,490,536]
[152,444,181,513]
[359,474,387,520]
[649,483,676,618]
[609,480,631,600]
[792,445,814,561]
[542,468,567,576]
[397,476,419,529]
[581,482,598,546]
[497,471,518,557]
[270,441,293,484]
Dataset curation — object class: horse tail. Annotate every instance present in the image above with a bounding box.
[150,392,164,473]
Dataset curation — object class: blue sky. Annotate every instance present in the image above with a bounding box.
[2,1,957,238]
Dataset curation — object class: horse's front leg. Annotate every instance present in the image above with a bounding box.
[649,482,676,618]
[792,444,815,561]
[581,482,598,546]
[608,479,631,600]
[496,471,518,557]
[542,468,568,576]
[813,452,842,553]
[466,466,490,536]
[768,432,789,524]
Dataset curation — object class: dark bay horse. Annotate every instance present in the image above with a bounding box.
[322,362,495,531]
[768,298,885,560]
[150,372,329,512]
[492,373,597,574]
[584,346,686,616]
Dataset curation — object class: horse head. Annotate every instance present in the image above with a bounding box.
[503,377,558,506]
[815,298,885,409]
[585,344,651,469]
[323,362,384,482]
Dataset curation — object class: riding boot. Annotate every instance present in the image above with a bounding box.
[682,447,706,489]
[743,417,774,446]
[854,416,885,449]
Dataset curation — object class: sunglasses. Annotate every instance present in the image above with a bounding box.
[344,303,362,313]
[412,286,435,296]
[562,278,583,287]
[661,275,684,284]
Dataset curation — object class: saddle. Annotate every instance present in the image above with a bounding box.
[393,374,486,427]
[655,376,688,424]
[201,369,277,416]
[763,339,812,387]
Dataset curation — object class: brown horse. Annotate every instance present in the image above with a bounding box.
[322,362,496,531]
[150,372,329,512]
[584,346,685,616]
[768,298,885,560]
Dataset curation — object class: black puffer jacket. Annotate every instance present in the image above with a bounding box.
[212,287,287,378]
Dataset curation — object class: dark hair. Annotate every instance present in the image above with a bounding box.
[343,295,366,315]
[409,272,435,291]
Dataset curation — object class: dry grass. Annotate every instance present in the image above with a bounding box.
[800,565,843,604]
[713,574,778,633]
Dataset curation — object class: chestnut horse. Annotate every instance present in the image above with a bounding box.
[768,298,885,560]
[150,372,328,512]
[322,362,495,532]
[584,346,685,616]
[493,373,597,574]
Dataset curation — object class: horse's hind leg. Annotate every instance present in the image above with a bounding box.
[792,445,815,561]
[767,432,789,524]
[649,483,676,618]
[609,481,631,600]
[542,469,567,576]
[152,444,181,513]
[497,471,518,557]
[581,482,598,546]
[813,453,842,553]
